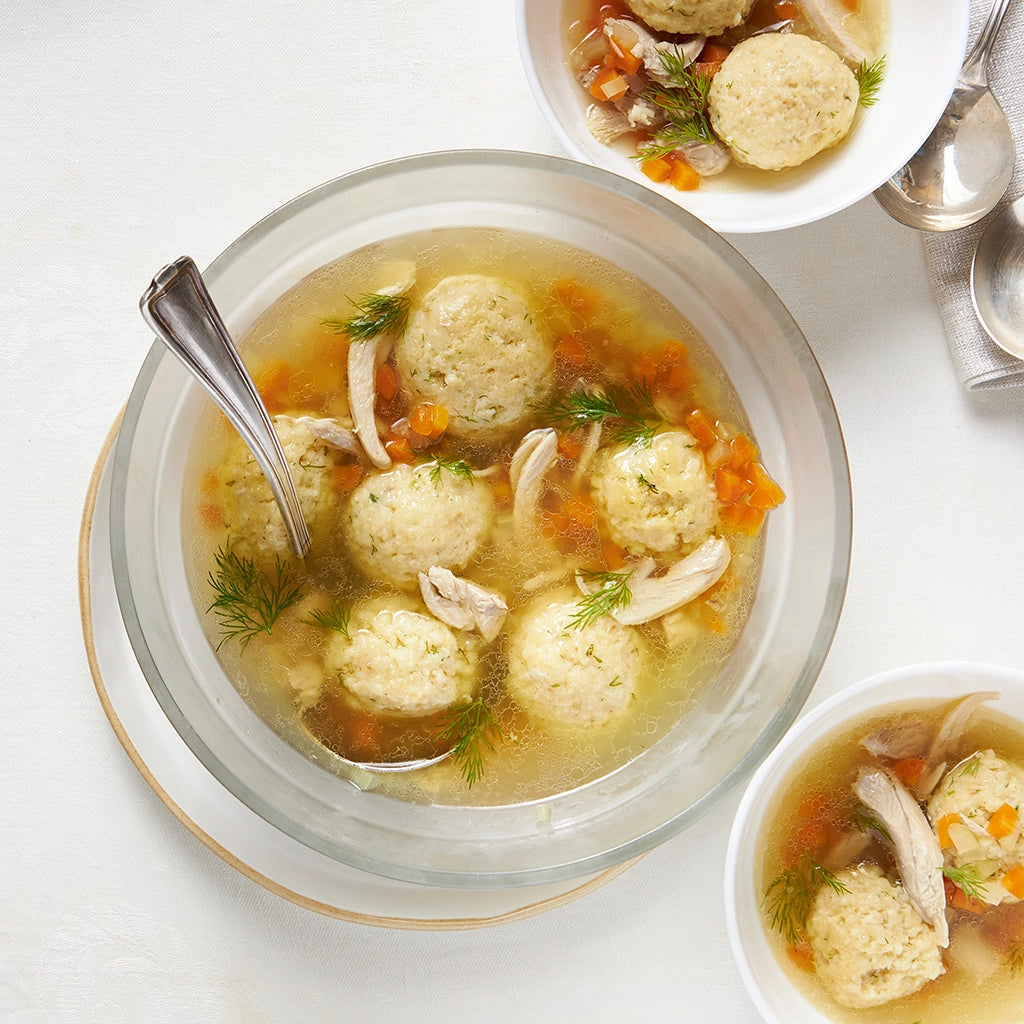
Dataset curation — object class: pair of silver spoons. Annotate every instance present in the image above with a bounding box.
[874,0,1022,360]
[141,256,454,775]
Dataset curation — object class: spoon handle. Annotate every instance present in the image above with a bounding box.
[962,0,1012,84]
[140,256,311,558]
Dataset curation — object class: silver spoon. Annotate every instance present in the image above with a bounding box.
[873,0,1015,231]
[971,195,1024,360]
[140,256,311,557]
[140,256,455,774]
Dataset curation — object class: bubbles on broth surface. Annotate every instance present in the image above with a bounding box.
[181,226,768,806]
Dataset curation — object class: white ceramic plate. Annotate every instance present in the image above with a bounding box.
[79,419,639,928]
[516,0,970,233]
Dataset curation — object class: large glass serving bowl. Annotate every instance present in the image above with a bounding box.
[109,150,851,889]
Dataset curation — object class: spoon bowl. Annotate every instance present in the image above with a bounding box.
[874,0,1014,231]
[971,195,1024,360]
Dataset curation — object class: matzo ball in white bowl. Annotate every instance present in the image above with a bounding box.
[516,0,969,233]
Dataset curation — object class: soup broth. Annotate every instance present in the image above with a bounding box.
[182,227,780,805]
[758,698,1024,1023]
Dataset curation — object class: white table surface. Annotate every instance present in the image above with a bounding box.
[3,3,1023,1021]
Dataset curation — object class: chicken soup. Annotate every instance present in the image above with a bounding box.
[182,226,784,805]
[758,694,1024,1022]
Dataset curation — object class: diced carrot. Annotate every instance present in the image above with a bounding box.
[541,510,573,541]
[602,540,628,570]
[721,502,766,537]
[557,431,584,461]
[255,359,294,414]
[685,407,719,449]
[589,66,629,103]
[491,476,513,508]
[700,602,728,634]
[606,33,643,75]
[346,710,381,757]
[410,402,449,439]
[786,943,815,972]
[945,876,986,914]
[640,155,673,184]
[564,495,596,530]
[840,0,858,9]
[556,333,589,369]
[333,463,364,493]
[661,340,689,365]
[384,437,415,463]
[773,0,798,19]
[669,158,700,192]
[714,466,754,504]
[375,362,397,401]
[728,432,759,470]
[199,467,219,495]
[698,41,731,64]
[663,363,694,393]
[632,353,659,388]
[197,502,223,529]
[746,461,786,510]
[553,277,600,318]
[936,812,961,850]
[693,60,724,78]
[892,757,925,788]
[1001,864,1024,900]
[988,803,1019,840]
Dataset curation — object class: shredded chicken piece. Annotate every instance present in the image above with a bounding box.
[510,428,558,540]
[854,768,949,946]
[417,567,508,643]
[570,421,603,490]
[603,17,705,84]
[585,104,633,144]
[347,262,417,470]
[576,537,729,625]
[798,0,871,65]
[291,416,362,457]
[676,140,731,177]
[928,691,1000,764]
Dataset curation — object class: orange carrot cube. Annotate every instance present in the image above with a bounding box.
[987,802,1019,840]
[1001,864,1024,899]
[640,156,673,183]
[589,66,629,103]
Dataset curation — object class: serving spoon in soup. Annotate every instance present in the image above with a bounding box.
[140,257,459,774]
[141,256,312,559]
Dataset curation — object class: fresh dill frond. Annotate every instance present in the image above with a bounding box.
[301,600,351,637]
[206,547,305,650]
[943,863,988,902]
[635,51,715,160]
[1007,940,1024,977]
[637,473,659,493]
[570,568,635,630]
[425,454,474,487]
[433,698,502,788]
[856,55,886,108]
[763,854,849,946]
[322,291,410,342]
[854,807,893,844]
[533,381,661,446]
[954,753,982,777]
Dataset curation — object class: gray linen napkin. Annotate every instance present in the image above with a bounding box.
[922,0,1024,389]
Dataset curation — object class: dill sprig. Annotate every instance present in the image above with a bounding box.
[206,547,305,650]
[434,698,502,788]
[763,854,849,946]
[570,568,635,630]
[856,55,886,108]
[322,291,410,342]
[854,807,893,844]
[636,50,715,160]
[533,381,661,446]
[954,753,982,777]
[425,454,474,487]
[1007,941,1024,977]
[943,863,988,903]
[301,600,351,637]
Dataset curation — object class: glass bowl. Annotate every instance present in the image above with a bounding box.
[725,662,1024,1023]
[110,150,851,888]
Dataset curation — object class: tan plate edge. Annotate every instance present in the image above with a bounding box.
[77,414,641,930]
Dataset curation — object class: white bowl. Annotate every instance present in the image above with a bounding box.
[516,0,970,233]
[725,661,1024,1023]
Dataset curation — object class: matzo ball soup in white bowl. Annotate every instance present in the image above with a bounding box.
[111,151,850,887]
